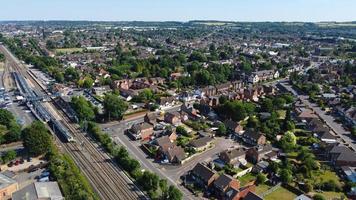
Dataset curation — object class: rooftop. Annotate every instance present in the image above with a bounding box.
[0,173,17,190]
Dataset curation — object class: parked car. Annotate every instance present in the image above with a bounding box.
[38,176,49,182]
[7,162,14,167]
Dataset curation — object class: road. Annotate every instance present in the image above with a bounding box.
[279,81,356,151]
[0,44,147,200]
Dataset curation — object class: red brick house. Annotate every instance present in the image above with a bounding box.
[164,111,181,125]
[213,174,240,198]
[190,163,219,190]
[224,185,257,200]
[241,130,266,146]
[219,148,246,166]
[245,144,273,164]
[128,122,154,140]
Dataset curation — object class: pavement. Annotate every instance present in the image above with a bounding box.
[279,81,356,151]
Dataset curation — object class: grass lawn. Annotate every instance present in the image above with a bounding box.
[255,184,272,195]
[55,48,83,54]
[313,170,340,183]
[287,151,299,159]
[313,191,345,200]
[238,173,256,186]
[264,186,298,200]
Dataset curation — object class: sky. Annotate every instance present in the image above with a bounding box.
[1,0,356,22]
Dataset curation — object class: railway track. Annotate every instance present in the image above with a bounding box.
[0,45,146,200]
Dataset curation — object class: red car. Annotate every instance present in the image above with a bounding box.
[15,160,20,165]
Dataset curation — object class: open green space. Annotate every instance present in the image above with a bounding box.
[264,186,298,200]
[55,48,83,54]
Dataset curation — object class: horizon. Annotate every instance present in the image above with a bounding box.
[1,0,356,22]
[0,20,355,23]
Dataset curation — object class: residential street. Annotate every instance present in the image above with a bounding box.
[279,81,356,151]
[101,108,236,200]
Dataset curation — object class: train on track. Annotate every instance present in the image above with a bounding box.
[12,71,76,143]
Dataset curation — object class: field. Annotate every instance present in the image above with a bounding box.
[264,186,298,200]
[55,48,83,54]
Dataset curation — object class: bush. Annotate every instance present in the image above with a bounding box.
[302,183,313,193]
[256,173,267,185]
[313,194,326,200]
[321,180,342,192]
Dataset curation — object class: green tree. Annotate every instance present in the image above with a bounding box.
[64,67,80,82]
[103,94,128,120]
[71,96,95,121]
[261,98,273,112]
[5,121,21,143]
[279,169,293,183]
[82,76,94,88]
[0,109,15,127]
[280,131,297,152]
[138,171,160,192]
[137,89,155,103]
[218,123,227,136]
[176,126,189,137]
[2,150,17,163]
[21,121,52,156]
[166,185,183,200]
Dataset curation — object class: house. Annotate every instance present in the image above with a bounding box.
[225,120,244,135]
[144,113,157,126]
[213,174,240,197]
[246,144,273,164]
[181,102,199,119]
[317,130,337,144]
[166,145,186,164]
[241,130,266,146]
[296,108,318,121]
[190,163,219,189]
[327,145,356,167]
[157,96,176,109]
[337,106,356,126]
[252,161,269,173]
[92,86,112,97]
[340,166,356,183]
[0,173,18,200]
[164,111,181,125]
[188,136,214,151]
[249,70,278,84]
[224,185,257,200]
[156,136,186,164]
[128,122,154,140]
[219,148,247,167]
[12,182,64,200]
